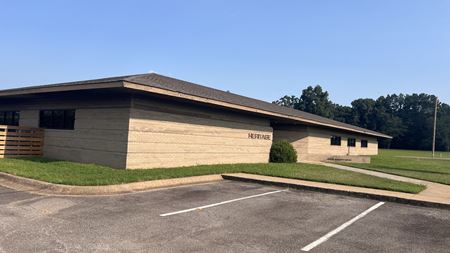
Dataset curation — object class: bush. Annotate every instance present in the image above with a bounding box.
[269,140,298,163]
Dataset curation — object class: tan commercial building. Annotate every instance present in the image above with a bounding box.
[0,73,391,169]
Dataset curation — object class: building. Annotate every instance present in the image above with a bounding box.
[0,73,391,169]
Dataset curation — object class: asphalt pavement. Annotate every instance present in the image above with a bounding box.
[0,181,449,252]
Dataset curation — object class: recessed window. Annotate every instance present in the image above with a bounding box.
[361,140,368,148]
[347,138,356,147]
[330,136,341,146]
[39,110,75,130]
[0,111,20,126]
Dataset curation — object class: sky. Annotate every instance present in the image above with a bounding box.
[1,0,449,105]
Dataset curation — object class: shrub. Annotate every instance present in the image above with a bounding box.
[269,140,298,163]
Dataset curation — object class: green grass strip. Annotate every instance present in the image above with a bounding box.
[343,149,450,185]
[0,157,425,194]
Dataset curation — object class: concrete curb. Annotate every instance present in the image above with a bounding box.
[0,172,223,195]
[222,174,450,210]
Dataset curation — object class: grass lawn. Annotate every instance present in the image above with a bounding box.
[0,157,425,193]
[343,149,450,185]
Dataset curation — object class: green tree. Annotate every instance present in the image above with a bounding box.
[296,85,334,118]
[437,103,450,151]
[333,104,353,124]
[351,98,376,129]
[273,85,450,151]
[273,95,299,108]
[372,95,406,148]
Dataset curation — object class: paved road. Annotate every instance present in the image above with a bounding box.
[0,181,449,252]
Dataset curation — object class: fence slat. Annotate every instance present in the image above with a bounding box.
[0,125,44,157]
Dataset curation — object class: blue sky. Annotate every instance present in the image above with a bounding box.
[1,0,449,105]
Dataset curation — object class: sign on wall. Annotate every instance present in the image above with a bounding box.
[248,133,271,140]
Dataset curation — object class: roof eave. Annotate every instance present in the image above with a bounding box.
[0,78,392,139]
[122,81,392,139]
[0,81,125,97]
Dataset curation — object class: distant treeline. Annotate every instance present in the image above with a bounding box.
[273,86,450,151]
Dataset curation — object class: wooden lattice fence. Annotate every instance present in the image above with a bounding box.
[0,125,44,158]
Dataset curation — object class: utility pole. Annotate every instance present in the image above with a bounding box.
[432,97,438,158]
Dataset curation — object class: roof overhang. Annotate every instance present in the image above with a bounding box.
[0,81,123,97]
[0,80,393,139]
[122,81,392,139]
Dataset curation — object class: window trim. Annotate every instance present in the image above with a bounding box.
[39,109,76,130]
[347,138,356,147]
[330,136,342,146]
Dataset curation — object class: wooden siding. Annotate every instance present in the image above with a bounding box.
[0,125,44,158]
[126,97,273,168]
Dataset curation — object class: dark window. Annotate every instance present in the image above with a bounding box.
[330,136,341,146]
[39,110,75,130]
[361,140,368,148]
[0,111,20,126]
[347,138,356,147]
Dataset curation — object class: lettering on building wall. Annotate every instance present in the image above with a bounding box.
[248,133,271,140]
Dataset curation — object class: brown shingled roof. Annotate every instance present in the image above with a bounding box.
[0,73,392,138]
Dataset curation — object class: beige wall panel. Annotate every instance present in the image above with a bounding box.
[306,127,378,156]
[273,126,309,156]
[75,108,131,120]
[43,136,128,153]
[42,107,131,168]
[273,125,378,162]
[130,110,271,133]
[74,108,131,130]
[133,97,270,127]
[126,153,269,169]
[44,128,129,141]
[9,96,132,168]
[75,119,130,131]
[18,110,39,127]
[128,132,270,146]
[44,146,127,168]
[127,142,270,154]
[127,99,273,168]
[130,119,271,139]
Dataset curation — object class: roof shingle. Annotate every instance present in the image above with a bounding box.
[124,74,391,138]
[0,73,391,138]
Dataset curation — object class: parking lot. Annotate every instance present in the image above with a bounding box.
[0,181,449,252]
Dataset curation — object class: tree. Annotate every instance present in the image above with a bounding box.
[273,95,299,108]
[333,104,353,124]
[296,85,335,118]
[394,94,437,150]
[371,95,405,148]
[274,86,450,151]
[437,103,450,151]
[351,98,376,129]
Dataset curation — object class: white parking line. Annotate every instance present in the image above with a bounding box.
[301,201,385,252]
[160,189,288,217]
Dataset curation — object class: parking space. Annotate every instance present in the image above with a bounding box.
[0,181,449,252]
